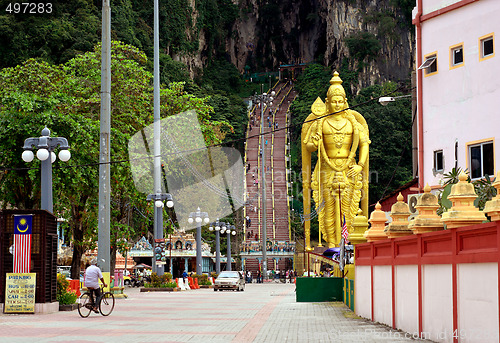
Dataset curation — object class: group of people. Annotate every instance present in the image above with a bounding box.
[241,241,296,253]
[245,269,296,283]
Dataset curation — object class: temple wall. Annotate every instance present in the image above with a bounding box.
[422,264,453,343]
[355,221,500,342]
[395,265,419,336]
[354,265,371,319]
[373,265,392,325]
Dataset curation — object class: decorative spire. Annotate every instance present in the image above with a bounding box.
[484,171,500,221]
[327,71,346,98]
[364,202,388,242]
[350,209,369,245]
[441,171,486,228]
[408,184,444,234]
[385,193,413,238]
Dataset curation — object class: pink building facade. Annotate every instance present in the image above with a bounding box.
[415,0,499,189]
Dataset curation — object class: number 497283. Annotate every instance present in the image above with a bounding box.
[6,3,53,14]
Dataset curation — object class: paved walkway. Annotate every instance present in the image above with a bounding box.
[0,283,431,342]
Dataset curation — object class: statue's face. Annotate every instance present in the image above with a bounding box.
[326,95,346,114]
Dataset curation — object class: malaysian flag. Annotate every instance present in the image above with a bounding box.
[13,215,33,273]
[341,215,349,244]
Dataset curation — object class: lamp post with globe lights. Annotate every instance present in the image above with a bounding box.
[222,224,236,271]
[251,90,275,280]
[208,219,223,274]
[147,192,174,276]
[21,127,71,213]
[188,208,210,275]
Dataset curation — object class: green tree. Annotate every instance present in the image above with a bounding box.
[0,41,232,278]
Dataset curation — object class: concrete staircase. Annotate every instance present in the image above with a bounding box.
[243,81,297,278]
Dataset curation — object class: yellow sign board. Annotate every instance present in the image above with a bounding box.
[4,273,36,313]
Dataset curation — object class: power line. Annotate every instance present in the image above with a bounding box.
[0,85,408,173]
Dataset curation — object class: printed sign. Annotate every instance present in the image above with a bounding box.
[154,239,166,265]
[4,273,36,313]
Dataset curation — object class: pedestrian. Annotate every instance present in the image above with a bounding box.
[265,139,267,145]
[254,206,257,213]
[252,172,255,179]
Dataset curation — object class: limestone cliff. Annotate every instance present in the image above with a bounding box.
[179,0,413,92]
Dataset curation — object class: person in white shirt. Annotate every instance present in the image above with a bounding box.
[84,257,107,313]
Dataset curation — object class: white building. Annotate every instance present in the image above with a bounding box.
[415,0,499,189]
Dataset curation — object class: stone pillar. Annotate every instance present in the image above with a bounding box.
[441,171,486,228]
[364,202,388,242]
[484,171,500,221]
[408,184,444,234]
[349,209,368,245]
[385,193,413,238]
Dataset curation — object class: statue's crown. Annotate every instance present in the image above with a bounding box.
[327,71,346,98]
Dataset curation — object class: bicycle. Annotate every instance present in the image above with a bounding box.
[78,284,115,317]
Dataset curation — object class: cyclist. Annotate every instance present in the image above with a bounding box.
[84,257,107,313]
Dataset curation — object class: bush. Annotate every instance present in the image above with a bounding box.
[56,274,77,305]
[198,274,212,286]
[191,273,212,286]
[145,272,176,288]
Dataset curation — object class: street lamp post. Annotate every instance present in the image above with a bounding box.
[147,193,174,275]
[22,127,71,213]
[188,208,210,275]
[209,219,222,274]
[252,90,275,280]
[223,224,236,271]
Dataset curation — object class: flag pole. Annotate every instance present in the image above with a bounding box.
[338,184,345,272]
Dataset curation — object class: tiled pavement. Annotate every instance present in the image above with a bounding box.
[0,283,432,343]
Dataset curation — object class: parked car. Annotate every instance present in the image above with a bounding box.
[57,266,71,278]
[214,271,245,291]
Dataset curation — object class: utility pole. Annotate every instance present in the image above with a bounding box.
[98,0,111,275]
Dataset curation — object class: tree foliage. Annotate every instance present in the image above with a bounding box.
[0,41,232,278]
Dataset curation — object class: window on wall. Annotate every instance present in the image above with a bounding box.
[469,141,494,179]
[480,34,494,61]
[450,44,463,68]
[434,150,444,172]
[418,53,437,76]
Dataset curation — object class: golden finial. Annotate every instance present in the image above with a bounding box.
[424,183,431,193]
[329,71,343,86]
[385,192,412,238]
[441,169,485,228]
[327,71,346,98]
[458,170,468,182]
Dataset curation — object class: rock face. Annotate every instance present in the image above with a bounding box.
[180,0,413,92]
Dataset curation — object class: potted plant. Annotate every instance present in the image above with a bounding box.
[57,274,78,311]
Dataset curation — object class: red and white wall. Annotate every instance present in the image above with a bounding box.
[355,221,500,343]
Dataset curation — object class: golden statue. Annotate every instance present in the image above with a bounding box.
[301,71,370,249]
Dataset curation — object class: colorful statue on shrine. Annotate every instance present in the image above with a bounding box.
[301,71,370,249]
